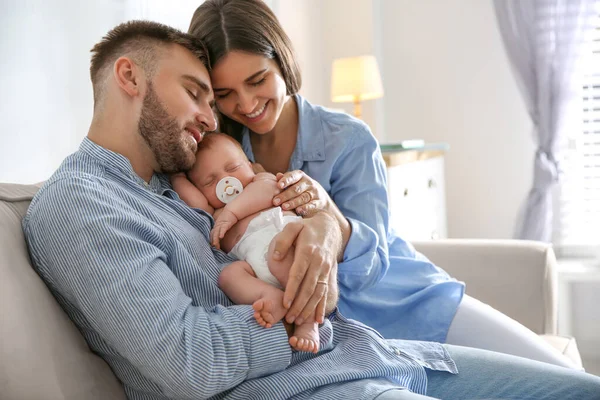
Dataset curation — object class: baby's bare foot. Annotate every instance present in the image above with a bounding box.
[252,289,287,328]
[289,322,320,354]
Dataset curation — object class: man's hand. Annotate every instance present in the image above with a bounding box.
[210,208,239,249]
[270,211,342,325]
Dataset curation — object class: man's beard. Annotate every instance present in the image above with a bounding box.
[138,82,196,174]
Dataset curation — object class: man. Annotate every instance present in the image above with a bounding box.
[23,21,600,400]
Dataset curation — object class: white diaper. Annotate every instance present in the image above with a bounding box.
[229,207,301,289]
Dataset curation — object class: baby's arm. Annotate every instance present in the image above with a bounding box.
[171,173,215,214]
[211,173,280,248]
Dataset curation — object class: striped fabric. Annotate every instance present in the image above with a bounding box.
[23,138,457,400]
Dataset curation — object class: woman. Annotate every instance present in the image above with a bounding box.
[187,0,576,370]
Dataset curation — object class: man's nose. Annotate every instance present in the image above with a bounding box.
[195,112,217,132]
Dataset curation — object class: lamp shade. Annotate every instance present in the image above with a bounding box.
[331,55,384,103]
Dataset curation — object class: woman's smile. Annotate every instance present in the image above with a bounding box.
[243,101,269,123]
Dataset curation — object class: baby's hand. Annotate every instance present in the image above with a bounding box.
[211,208,239,249]
[253,172,278,183]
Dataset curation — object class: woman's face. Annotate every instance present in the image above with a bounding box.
[210,51,288,135]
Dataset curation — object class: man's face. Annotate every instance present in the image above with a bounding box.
[138,44,216,174]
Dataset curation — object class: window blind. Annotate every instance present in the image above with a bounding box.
[555,23,600,255]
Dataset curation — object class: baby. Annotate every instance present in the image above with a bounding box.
[171,133,319,353]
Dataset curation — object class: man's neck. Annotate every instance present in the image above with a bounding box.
[87,113,155,183]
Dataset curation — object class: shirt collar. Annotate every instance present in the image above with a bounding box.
[241,94,326,170]
[79,137,163,193]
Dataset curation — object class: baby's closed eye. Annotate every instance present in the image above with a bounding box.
[203,178,215,187]
[226,164,241,172]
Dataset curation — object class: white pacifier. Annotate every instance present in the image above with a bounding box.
[216,176,243,204]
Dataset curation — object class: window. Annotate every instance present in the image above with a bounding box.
[555,21,600,258]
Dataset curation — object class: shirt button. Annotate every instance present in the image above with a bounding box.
[394,349,402,356]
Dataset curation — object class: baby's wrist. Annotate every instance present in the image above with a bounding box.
[222,207,239,223]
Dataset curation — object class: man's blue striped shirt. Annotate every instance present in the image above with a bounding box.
[23,138,457,399]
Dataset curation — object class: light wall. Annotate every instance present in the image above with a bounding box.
[275,0,326,107]
[0,1,119,184]
[276,0,383,137]
[380,0,537,239]
[279,0,535,240]
[0,0,200,184]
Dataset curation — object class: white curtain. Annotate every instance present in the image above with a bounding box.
[493,0,599,242]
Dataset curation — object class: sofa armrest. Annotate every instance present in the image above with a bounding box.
[412,239,558,335]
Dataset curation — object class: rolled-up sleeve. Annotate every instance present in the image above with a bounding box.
[329,125,390,291]
[24,177,291,399]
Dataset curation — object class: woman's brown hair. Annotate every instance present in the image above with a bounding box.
[188,0,301,142]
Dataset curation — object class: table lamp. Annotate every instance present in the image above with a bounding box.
[331,55,384,119]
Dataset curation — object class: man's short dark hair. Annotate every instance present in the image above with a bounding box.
[90,20,210,106]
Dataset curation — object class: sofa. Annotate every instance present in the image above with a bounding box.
[0,182,582,400]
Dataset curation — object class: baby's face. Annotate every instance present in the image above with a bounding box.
[188,137,254,208]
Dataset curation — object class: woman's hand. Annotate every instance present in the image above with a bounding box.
[270,211,342,325]
[276,170,352,263]
[274,170,332,217]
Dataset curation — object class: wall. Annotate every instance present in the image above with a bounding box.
[276,0,383,137]
[378,0,536,239]
[0,0,201,184]
[274,0,326,106]
[0,1,119,184]
[278,0,534,239]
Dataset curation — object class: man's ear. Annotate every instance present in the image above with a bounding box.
[113,56,143,98]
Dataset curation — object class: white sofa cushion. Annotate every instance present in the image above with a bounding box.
[540,334,584,369]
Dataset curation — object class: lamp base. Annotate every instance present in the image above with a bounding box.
[353,98,362,119]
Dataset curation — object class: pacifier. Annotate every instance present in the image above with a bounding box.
[216,176,243,204]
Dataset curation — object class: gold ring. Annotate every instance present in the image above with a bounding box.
[316,280,328,285]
